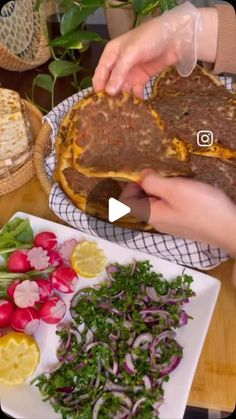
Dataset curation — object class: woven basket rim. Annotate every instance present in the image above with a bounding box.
[0,99,43,196]
[0,4,50,71]
[34,121,52,196]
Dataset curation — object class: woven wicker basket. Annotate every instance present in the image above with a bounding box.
[0,31,50,72]
[0,101,43,196]
[0,2,50,71]
[34,121,52,195]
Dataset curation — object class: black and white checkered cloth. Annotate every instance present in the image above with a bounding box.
[44,76,232,270]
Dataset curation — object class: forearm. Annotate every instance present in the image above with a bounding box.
[197,4,236,73]
[197,8,218,63]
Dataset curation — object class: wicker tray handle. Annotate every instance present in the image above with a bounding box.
[34,122,52,195]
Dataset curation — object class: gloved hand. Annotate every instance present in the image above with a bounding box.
[93,2,218,97]
[120,171,236,257]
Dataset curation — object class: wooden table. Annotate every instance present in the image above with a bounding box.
[0,25,235,415]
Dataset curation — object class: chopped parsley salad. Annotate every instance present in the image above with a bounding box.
[34,260,195,419]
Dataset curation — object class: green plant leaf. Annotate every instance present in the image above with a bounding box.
[80,75,93,90]
[133,0,145,14]
[34,74,54,93]
[0,218,34,258]
[159,0,176,12]
[140,0,161,16]
[49,60,81,78]
[34,0,43,11]
[60,4,99,35]
[133,0,176,16]
[79,0,104,7]
[61,0,75,9]
[49,30,105,49]
[0,218,33,245]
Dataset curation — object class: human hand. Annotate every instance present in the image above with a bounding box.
[93,2,218,97]
[120,171,236,257]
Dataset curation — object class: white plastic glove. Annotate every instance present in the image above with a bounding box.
[93,2,209,97]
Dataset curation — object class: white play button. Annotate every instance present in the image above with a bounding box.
[108,198,131,223]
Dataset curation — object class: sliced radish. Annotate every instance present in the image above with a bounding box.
[36,278,54,303]
[7,279,21,299]
[59,239,78,262]
[34,231,57,251]
[48,250,63,267]
[27,247,50,270]
[50,266,78,294]
[10,307,40,335]
[39,297,66,324]
[7,250,31,273]
[14,280,40,308]
[0,299,15,328]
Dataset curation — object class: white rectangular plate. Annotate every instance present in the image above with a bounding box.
[0,212,221,419]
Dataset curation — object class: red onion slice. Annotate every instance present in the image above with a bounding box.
[104,381,131,392]
[140,308,169,318]
[99,302,122,316]
[102,359,119,376]
[85,329,94,345]
[124,353,136,374]
[65,331,72,351]
[85,342,100,352]
[106,265,119,273]
[111,392,132,409]
[93,396,106,419]
[150,330,176,368]
[95,360,101,389]
[146,287,169,302]
[159,355,182,377]
[132,397,147,415]
[133,333,153,349]
[113,407,131,419]
[131,259,136,276]
[143,375,152,391]
[179,310,188,326]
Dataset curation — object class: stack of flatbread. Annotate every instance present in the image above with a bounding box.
[0,88,31,178]
[54,65,236,232]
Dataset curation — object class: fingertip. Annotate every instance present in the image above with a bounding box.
[140,172,169,199]
[93,65,110,92]
[122,82,132,94]
[105,83,119,96]
[132,83,145,99]
[140,169,157,179]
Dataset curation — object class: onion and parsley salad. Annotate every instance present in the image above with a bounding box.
[34,261,195,419]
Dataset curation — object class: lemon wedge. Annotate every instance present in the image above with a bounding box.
[0,332,40,385]
[71,241,107,278]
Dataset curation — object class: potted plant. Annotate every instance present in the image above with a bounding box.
[33,0,106,111]
[104,0,177,39]
[33,0,176,111]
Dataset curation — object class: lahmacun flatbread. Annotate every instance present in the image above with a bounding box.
[71,92,190,182]
[58,146,152,231]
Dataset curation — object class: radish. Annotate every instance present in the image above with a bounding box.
[10,307,40,335]
[34,231,57,251]
[27,247,49,270]
[7,279,21,299]
[39,297,66,324]
[50,265,78,293]
[0,299,15,328]
[36,278,54,303]
[48,250,63,267]
[7,249,31,273]
[14,280,40,308]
